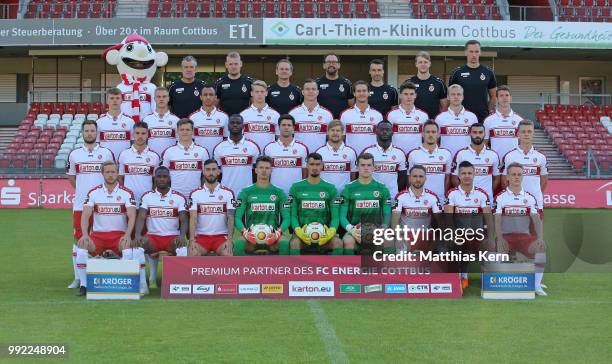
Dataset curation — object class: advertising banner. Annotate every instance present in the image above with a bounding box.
[161,256,462,299]
[543,179,611,208]
[86,259,140,300]
[481,263,535,299]
[264,18,612,49]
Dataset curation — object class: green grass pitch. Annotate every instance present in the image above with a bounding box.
[1,208,611,363]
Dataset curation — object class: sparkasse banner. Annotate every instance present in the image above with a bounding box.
[264,18,612,49]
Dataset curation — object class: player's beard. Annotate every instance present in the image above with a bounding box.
[326,68,337,76]
[309,172,320,178]
[204,175,218,184]
[411,182,424,190]
[471,136,484,145]
[83,135,96,144]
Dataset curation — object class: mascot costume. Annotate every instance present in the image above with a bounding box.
[102,34,168,121]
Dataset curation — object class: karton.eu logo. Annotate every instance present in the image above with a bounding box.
[0,179,20,205]
[271,21,290,37]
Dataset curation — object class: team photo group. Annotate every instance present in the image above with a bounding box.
[67,38,548,297]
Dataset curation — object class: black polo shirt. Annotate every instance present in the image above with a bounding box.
[266,83,303,115]
[214,74,253,116]
[315,75,353,119]
[408,75,447,119]
[168,79,205,119]
[368,83,398,117]
[448,64,497,122]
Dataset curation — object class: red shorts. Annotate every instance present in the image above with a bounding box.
[147,234,178,252]
[504,233,537,258]
[90,231,124,256]
[196,234,227,252]
[73,211,93,240]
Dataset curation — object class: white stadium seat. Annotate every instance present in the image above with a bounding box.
[36,114,48,122]
[86,114,98,121]
[74,114,86,122]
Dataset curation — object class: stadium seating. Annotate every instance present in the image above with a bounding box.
[146,0,380,18]
[24,0,117,19]
[411,0,502,20]
[557,0,611,22]
[537,104,612,171]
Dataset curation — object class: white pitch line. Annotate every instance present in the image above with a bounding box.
[307,300,349,364]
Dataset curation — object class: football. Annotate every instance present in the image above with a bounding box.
[249,224,272,245]
[305,222,326,244]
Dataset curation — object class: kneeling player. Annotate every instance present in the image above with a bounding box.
[495,162,546,296]
[75,161,143,296]
[188,159,236,256]
[234,156,291,255]
[135,166,188,288]
[340,153,392,254]
[289,153,342,255]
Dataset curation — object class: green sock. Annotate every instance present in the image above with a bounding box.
[290,248,301,256]
[233,239,246,256]
[343,248,354,255]
[332,247,343,255]
[383,247,395,254]
[278,240,289,255]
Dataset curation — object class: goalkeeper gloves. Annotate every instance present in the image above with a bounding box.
[294,225,312,245]
[242,227,258,245]
[318,225,336,246]
[265,227,282,246]
[346,224,361,243]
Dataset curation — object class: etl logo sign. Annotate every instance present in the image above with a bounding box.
[230,24,256,39]
[0,179,20,206]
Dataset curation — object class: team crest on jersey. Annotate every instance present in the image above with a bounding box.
[267,115,272,120]
[383,92,388,100]
[319,191,326,198]
[392,155,397,160]
[480,73,486,81]
[464,118,469,124]
[243,147,248,153]
[512,120,516,125]
[439,156,444,161]
[169,199,174,205]
[194,153,199,158]
[289,93,295,100]
[318,115,322,121]
[339,84,344,92]
[167,120,172,125]
[533,158,538,162]
[270,194,277,201]
[218,195,223,201]
[216,119,220,124]
[146,157,150,163]
[373,191,379,197]
[292,149,297,155]
[116,196,122,201]
[194,90,199,96]
[98,155,103,160]
[342,154,347,159]
[474,198,479,203]
[424,199,429,205]
[121,123,126,128]
[370,117,374,121]
[429,84,435,92]
[523,199,528,204]
[415,116,420,121]
[241,84,247,93]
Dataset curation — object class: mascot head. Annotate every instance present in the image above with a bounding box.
[102,34,168,82]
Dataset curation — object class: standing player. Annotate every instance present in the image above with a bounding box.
[234,156,291,256]
[240,80,280,150]
[368,59,398,116]
[168,55,205,118]
[213,114,260,195]
[340,153,392,255]
[75,161,141,296]
[96,88,135,159]
[118,121,161,205]
[495,162,547,296]
[484,85,524,159]
[188,159,235,256]
[189,84,229,153]
[315,120,358,193]
[448,40,497,122]
[362,120,407,200]
[406,121,452,202]
[340,81,384,155]
[435,84,478,157]
[316,53,354,119]
[452,123,500,203]
[408,51,448,119]
[266,59,303,115]
[215,51,253,116]
[263,114,308,194]
[386,81,429,154]
[289,79,334,152]
[66,120,115,289]
[501,120,548,210]
[289,153,342,255]
[392,165,442,252]
[135,166,189,287]
[143,87,179,155]
[161,118,209,198]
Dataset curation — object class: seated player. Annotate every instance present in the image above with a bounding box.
[289,153,342,255]
[135,166,188,289]
[234,156,291,255]
[188,159,236,256]
[340,153,392,254]
[75,161,144,296]
[495,162,547,296]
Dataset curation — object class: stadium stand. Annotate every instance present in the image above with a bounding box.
[24,0,117,19]
[557,0,611,22]
[410,0,502,20]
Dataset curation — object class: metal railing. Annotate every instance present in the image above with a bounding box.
[28,90,109,105]
[508,5,553,21]
[539,93,612,109]
[586,148,601,178]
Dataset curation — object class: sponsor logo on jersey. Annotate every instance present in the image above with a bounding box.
[474,165,493,175]
[244,123,273,132]
[222,156,253,165]
[100,131,130,141]
[295,123,325,133]
[149,207,178,217]
[195,126,223,136]
[492,128,517,137]
[76,162,103,173]
[94,204,126,214]
[301,200,326,209]
[355,199,380,209]
[441,126,469,135]
[402,207,432,217]
[374,163,399,173]
[454,206,481,214]
[347,124,374,133]
[423,164,446,174]
[522,165,541,175]
[169,160,203,171]
[323,162,350,171]
[251,202,276,212]
[198,203,227,214]
[125,164,154,175]
[394,124,421,133]
[149,128,175,138]
[273,157,301,168]
[502,206,530,216]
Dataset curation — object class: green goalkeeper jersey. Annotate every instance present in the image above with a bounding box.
[340,179,392,228]
[234,183,291,232]
[289,179,339,229]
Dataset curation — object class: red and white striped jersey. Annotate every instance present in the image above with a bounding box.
[483,109,523,159]
[394,187,441,229]
[85,183,135,233]
[494,188,538,234]
[315,143,357,193]
[116,81,156,121]
[240,104,280,150]
[340,105,383,155]
[502,146,547,209]
[386,105,429,154]
[263,139,309,194]
[434,107,478,157]
[161,142,210,198]
[213,137,260,195]
[362,143,406,200]
[189,184,235,235]
[406,146,452,202]
[118,146,160,205]
[189,107,229,153]
[445,186,489,214]
[96,112,135,159]
[452,145,500,201]
[142,110,179,155]
[66,144,115,211]
[289,103,334,152]
[140,188,187,236]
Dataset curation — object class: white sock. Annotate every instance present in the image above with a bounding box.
[123,248,147,291]
[535,253,546,289]
[72,244,78,280]
[461,272,468,279]
[147,255,159,282]
[75,248,89,288]
[176,247,188,256]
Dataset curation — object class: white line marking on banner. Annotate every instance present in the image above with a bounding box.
[308,300,349,364]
